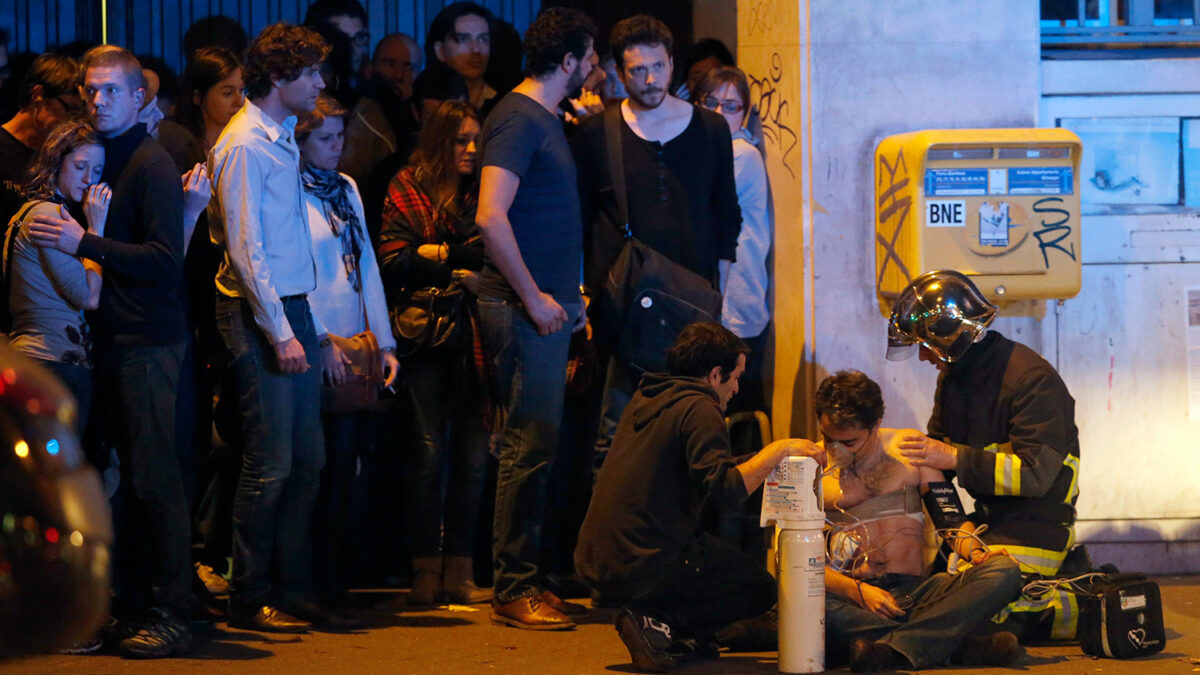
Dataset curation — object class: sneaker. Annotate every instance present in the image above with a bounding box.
[59,636,104,655]
[615,608,678,673]
[119,607,192,659]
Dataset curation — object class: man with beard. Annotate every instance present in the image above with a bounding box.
[475,7,597,631]
[574,15,741,471]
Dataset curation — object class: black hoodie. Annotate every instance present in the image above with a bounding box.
[575,372,747,598]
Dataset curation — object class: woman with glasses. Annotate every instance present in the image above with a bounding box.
[693,66,771,413]
[377,100,490,606]
[4,118,109,434]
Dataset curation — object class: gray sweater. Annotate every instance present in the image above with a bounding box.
[5,201,93,366]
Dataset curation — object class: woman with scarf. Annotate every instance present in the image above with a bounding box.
[377,100,490,605]
[297,93,399,610]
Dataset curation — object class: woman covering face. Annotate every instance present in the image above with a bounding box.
[6,118,111,433]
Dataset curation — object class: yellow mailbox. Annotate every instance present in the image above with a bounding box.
[874,128,1082,314]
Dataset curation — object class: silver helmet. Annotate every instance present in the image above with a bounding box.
[886,270,997,363]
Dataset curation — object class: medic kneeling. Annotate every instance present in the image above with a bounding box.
[817,370,1024,671]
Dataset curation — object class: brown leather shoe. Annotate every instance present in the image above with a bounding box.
[228,605,311,634]
[490,596,575,631]
[540,590,588,616]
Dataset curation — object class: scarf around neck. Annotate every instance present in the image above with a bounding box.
[301,165,364,292]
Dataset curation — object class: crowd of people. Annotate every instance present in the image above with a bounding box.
[2,1,1084,673]
[0,0,773,665]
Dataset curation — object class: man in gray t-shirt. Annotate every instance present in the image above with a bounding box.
[474,7,597,631]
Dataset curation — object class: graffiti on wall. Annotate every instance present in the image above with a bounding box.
[747,52,800,179]
[744,0,782,37]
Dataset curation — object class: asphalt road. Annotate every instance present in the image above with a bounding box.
[6,576,1199,674]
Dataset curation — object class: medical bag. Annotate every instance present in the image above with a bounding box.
[1078,573,1166,659]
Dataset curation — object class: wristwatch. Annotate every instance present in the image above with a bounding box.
[319,335,332,348]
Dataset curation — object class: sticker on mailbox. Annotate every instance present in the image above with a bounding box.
[925,168,988,196]
[1008,167,1073,195]
[979,202,1010,247]
[926,200,966,227]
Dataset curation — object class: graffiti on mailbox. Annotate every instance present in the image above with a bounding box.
[1032,197,1076,269]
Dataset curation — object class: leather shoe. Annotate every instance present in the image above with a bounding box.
[228,605,311,634]
[849,638,902,672]
[490,595,575,631]
[540,590,588,616]
[278,599,366,631]
[953,631,1021,666]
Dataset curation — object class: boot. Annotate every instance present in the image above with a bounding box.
[443,556,492,604]
[409,557,443,605]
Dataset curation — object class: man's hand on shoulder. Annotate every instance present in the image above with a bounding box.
[27,206,87,255]
[898,432,957,470]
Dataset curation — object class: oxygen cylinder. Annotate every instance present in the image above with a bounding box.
[777,517,825,673]
[760,455,824,673]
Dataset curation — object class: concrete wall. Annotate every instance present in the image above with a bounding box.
[740,0,1042,437]
[1040,57,1200,573]
[732,0,1200,573]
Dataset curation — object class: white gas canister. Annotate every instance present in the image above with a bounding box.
[762,456,825,673]
[777,517,825,673]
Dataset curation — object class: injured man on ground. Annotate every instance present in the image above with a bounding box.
[816,370,1025,672]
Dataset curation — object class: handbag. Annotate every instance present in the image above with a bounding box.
[593,106,723,373]
[321,284,383,414]
[390,282,468,357]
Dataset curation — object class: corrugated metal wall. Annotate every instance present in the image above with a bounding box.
[1,0,540,73]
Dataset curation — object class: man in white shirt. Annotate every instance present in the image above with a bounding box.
[207,21,346,633]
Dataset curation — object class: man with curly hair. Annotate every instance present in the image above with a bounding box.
[475,6,597,631]
[208,22,351,633]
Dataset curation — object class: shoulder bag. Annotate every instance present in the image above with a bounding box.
[593,105,723,373]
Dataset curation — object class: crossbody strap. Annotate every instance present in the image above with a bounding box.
[603,105,631,239]
[4,201,40,288]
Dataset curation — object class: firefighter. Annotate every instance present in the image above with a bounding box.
[886,269,1081,640]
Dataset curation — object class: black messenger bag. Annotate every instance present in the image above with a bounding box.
[1078,573,1166,659]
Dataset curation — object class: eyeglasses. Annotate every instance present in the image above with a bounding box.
[700,96,745,114]
[53,95,86,114]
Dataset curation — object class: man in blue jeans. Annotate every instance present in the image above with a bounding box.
[474,7,597,630]
[208,22,350,633]
[816,370,1024,671]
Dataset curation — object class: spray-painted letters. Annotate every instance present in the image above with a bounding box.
[1032,197,1076,269]
[747,52,799,179]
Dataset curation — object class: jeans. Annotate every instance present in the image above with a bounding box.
[591,355,640,473]
[94,341,190,615]
[477,295,579,603]
[217,295,325,610]
[608,533,776,640]
[40,359,92,436]
[400,353,489,558]
[826,556,1023,668]
[313,410,374,603]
